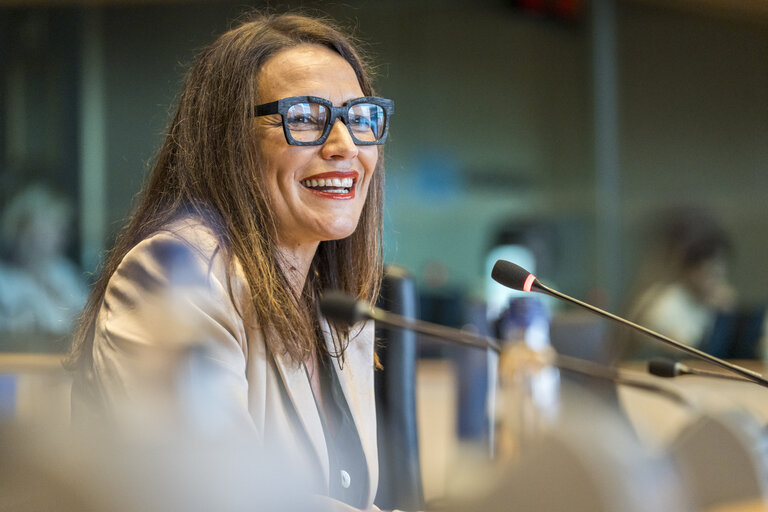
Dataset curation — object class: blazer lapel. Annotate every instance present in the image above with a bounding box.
[272,350,329,485]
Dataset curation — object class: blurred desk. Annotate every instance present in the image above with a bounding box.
[0,353,71,425]
[710,501,768,512]
[0,332,72,353]
[415,359,458,504]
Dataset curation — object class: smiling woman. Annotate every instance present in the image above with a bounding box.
[67,12,393,512]
[253,44,385,259]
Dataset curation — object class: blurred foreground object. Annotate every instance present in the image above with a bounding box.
[619,359,768,510]
[0,422,313,512]
[670,411,768,510]
[446,381,691,512]
[0,350,315,511]
[443,364,768,511]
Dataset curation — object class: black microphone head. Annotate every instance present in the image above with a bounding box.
[648,358,682,378]
[319,290,372,325]
[491,260,538,292]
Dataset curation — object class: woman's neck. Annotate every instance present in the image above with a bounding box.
[275,240,319,296]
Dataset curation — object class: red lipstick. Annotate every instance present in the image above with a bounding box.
[300,170,359,200]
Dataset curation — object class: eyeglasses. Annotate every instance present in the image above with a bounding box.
[254,96,394,146]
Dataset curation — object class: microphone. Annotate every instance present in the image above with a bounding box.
[648,358,755,383]
[647,358,685,378]
[491,260,768,389]
[557,354,693,409]
[321,290,693,408]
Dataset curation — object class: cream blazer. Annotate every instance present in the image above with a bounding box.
[87,217,378,510]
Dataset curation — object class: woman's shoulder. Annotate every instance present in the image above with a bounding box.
[97,215,252,360]
[113,216,235,293]
[156,216,224,260]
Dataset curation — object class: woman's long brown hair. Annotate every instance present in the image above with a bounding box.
[67,12,384,371]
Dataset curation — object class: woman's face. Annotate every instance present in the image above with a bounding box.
[254,44,379,251]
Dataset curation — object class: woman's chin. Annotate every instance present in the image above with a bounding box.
[321,230,356,242]
[317,221,359,242]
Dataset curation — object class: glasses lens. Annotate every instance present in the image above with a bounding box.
[286,102,329,142]
[348,103,386,142]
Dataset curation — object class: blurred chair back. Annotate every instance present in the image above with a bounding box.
[374,266,424,511]
[446,384,690,512]
[670,412,768,509]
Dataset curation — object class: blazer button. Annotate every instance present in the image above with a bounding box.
[340,469,351,489]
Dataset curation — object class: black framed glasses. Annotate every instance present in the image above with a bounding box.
[254,96,394,146]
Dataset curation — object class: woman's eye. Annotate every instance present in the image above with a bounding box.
[292,115,313,124]
[288,115,323,130]
[349,116,372,131]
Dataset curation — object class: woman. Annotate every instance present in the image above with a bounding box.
[621,207,735,359]
[0,184,87,345]
[68,12,394,511]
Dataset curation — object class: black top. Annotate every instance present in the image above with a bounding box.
[308,355,369,509]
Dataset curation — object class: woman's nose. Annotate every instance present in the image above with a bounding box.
[321,120,359,160]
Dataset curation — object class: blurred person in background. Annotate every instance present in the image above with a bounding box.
[67,12,395,512]
[0,184,88,351]
[621,207,736,359]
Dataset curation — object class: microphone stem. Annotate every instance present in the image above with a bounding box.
[536,283,768,389]
[367,295,693,408]
[370,308,501,353]
[553,354,693,409]
[686,368,754,382]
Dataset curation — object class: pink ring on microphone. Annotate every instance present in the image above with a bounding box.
[523,274,536,292]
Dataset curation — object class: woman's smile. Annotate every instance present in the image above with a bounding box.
[299,170,358,199]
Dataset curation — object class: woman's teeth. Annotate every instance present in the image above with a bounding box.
[301,177,354,191]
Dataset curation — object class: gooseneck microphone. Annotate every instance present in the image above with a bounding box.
[647,359,688,379]
[320,290,501,353]
[648,358,754,383]
[321,290,694,407]
[491,260,768,389]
